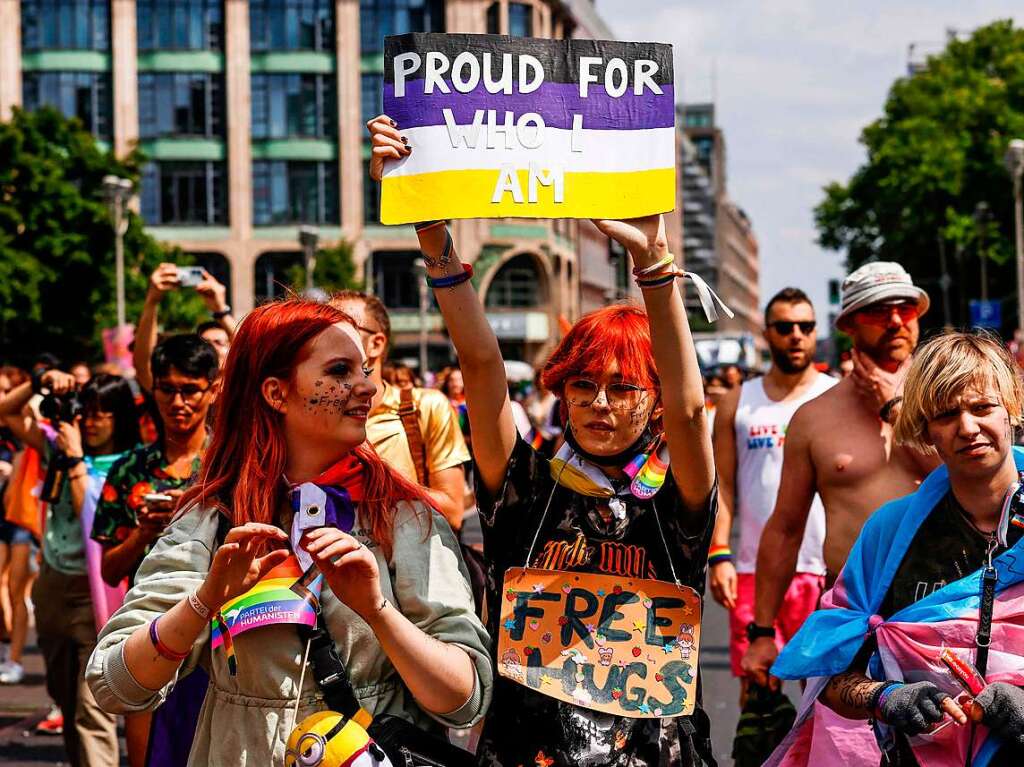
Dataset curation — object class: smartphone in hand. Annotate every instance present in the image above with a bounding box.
[176,266,205,288]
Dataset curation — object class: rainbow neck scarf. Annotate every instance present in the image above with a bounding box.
[549,433,670,501]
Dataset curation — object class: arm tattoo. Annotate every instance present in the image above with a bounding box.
[828,671,884,711]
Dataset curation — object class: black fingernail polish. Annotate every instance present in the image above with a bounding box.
[401,136,409,144]
[390,119,398,127]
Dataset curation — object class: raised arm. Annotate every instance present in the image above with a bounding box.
[709,386,741,608]
[196,270,238,338]
[595,216,714,514]
[741,402,817,685]
[367,115,517,496]
[0,371,78,454]
[135,263,180,391]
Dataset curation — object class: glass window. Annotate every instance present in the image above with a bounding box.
[372,251,420,309]
[485,254,544,308]
[508,3,532,38]
[254,251,304,303]
[485,2,499,34]
[138,73,224,139]
[137,0,222,51]
[250,0,334,52]
[22,72,112,139]
[360,73,383,125]
[252,161,340,225]
[251,74,336,139]
[22,0,110,51]
[140,161,228,225]
[362,158,380,224]
[360,0,445,55]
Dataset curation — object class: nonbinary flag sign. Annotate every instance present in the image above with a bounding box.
[381,33,675,224]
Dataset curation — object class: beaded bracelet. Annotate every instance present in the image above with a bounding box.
[149,617,190,663]
[632,253,675,278]
[708,546,734,566]
[426,263,474,289]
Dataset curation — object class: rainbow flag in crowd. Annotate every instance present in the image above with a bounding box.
[210,555,321,651]
[381,33,675,223]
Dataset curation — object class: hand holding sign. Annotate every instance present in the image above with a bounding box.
[367,114,411,182]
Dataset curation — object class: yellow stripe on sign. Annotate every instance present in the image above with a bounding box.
[380,167,675,224]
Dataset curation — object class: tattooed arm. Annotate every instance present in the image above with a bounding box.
[821,670,885,720]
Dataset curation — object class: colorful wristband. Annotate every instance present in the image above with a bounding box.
[708,546,733,566]
[149,617,190,663]
[426,263,473,289]
[632,253,675,277]
[636,269,682,290]
[871,681,904,722]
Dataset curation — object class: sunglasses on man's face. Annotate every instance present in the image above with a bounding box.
[855,301,919,328]
[768,320,816,336]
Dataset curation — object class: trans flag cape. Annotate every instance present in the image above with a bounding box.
[765,448,1024,767]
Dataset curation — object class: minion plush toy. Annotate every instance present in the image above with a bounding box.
[285,711,394,767]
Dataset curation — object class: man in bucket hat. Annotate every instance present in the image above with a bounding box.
[742,262,939,695]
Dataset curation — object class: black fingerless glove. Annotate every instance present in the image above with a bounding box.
[975,682,1024,747]
[879,681,950,735]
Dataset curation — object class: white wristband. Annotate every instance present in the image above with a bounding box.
[187,590,212,621]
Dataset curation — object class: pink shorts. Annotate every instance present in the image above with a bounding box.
[728,571,825,677]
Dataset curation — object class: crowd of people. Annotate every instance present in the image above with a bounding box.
[0,114,1022,767]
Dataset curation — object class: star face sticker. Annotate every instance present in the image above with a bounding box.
[632,620,646,633]
[531,583,544,594]
[503,618,517,631]
[539,674,555,687]
[662,642,677,654]
[596,589,606,597]
[638,702,651,714]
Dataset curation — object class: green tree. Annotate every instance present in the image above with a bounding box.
[285,239,363,296]
[0,107,205,365]
[815,20,1024,329]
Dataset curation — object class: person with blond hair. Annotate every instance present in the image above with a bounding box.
[766,330,1024,767]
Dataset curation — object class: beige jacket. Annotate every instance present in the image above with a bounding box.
[86,501,492,766]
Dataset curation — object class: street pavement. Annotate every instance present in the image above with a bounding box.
[1,599,742,766]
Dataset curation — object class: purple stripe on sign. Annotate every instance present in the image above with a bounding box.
[384,80,674,131]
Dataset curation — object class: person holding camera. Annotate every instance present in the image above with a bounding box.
[134,263,236,390]
[0,371,141,766]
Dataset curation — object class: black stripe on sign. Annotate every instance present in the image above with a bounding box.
[383,33,673,87]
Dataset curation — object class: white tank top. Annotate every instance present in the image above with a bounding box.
[733,373,838,575]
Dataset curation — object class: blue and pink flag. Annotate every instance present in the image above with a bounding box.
[381,33,675,223]
[766,449,1024,767]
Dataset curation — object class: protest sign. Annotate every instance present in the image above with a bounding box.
[381,33,675,224]
[497,567,701,718]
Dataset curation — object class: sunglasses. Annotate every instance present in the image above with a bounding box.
[768,320,816,336]
[153,382,211,404]
[564,377,651,412]
[855,301,919,328]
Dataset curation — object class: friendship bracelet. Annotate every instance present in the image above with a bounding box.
[426,263,473,289]
[149,617,190,663]
[632,253,676,277]
[186,590,212,621]
[636,271,680,290]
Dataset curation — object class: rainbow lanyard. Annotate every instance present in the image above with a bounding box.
[548,436,670,503]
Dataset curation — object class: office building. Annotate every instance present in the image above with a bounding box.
[1,0,687,369]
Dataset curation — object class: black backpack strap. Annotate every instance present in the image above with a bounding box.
[297,613,363,719]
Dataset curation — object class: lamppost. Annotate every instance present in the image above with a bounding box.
[297,225,320,295]
[973,201,991,302]
[102,175,133,329]
[414,258,428,378]
[1006,139,1024,335]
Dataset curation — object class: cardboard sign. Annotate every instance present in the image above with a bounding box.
[381,33,676,224]
[497,567,701,718]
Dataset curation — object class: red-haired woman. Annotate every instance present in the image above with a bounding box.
[368,118,724,767]
[86,300,492,764]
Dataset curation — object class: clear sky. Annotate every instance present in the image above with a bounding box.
[596,1,1024,334]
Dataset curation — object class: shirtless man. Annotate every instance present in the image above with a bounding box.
[742,262,940,686]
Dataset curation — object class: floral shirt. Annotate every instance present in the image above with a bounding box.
[91,442,201,550]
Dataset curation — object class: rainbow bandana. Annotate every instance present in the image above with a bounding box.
[549,435,670,502]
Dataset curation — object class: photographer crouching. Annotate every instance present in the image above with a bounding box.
[0,369,141,766]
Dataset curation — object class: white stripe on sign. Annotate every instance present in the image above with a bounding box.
[382,123,676,179]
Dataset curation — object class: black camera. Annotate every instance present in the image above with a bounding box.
[39,391,83,424]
